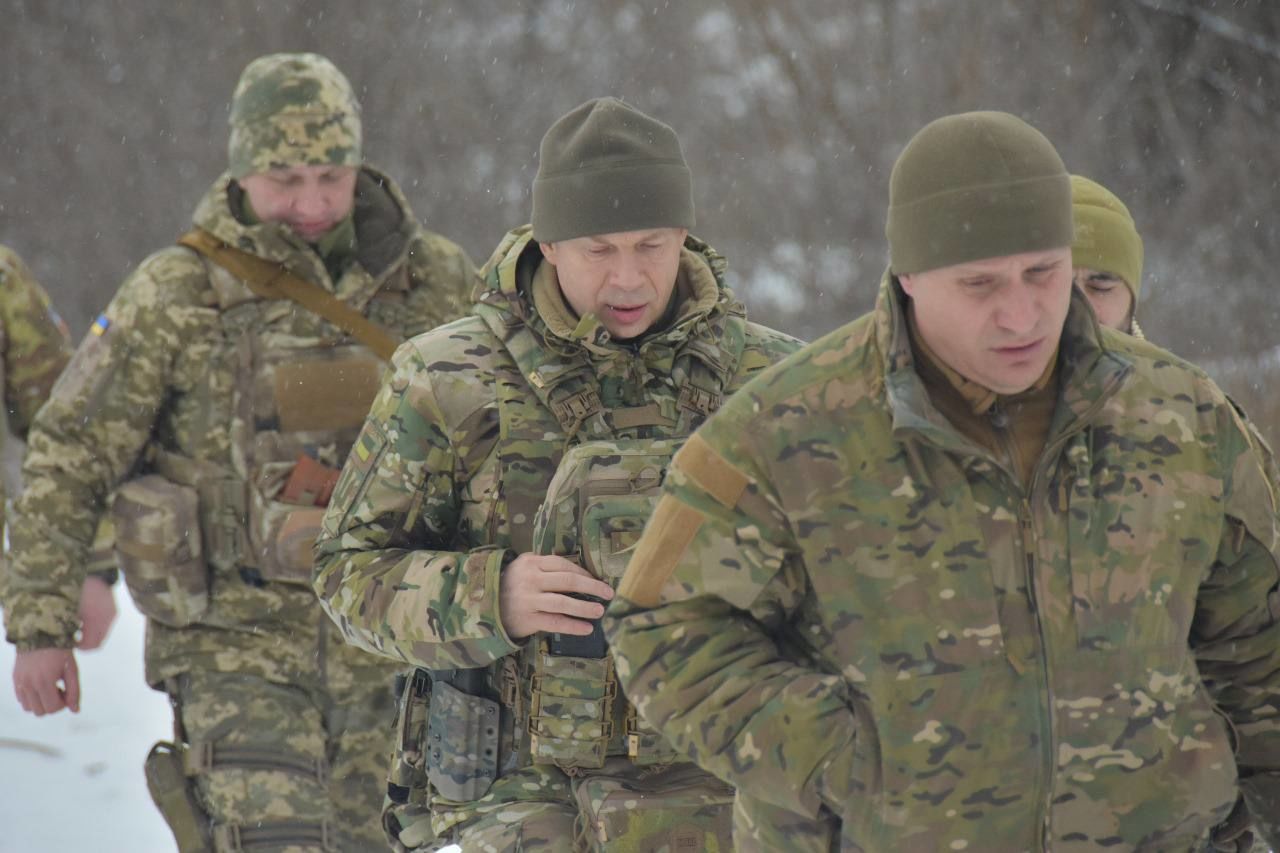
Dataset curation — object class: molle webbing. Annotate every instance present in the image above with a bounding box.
[177,227,398,361]
[183,742,328,784]
[470,266,749,773]
[211,819,336,853]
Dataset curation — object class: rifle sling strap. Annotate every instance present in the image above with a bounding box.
[177,227,398,362]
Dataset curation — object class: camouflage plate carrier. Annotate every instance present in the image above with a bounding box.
[393,229,746,850]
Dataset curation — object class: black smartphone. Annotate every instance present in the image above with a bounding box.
[548,594,608,658]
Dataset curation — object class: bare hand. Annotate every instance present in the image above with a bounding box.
[13,647,80,716]
[76,575,118,651]
[499,553,615,640]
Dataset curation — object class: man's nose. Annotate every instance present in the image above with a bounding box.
[292,185,328,217]
[609,252,646,291]
[996,283,1039,334]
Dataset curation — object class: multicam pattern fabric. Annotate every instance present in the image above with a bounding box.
[605,273,1280,852]
[313,226,801,849]
[0,245,71,553]
[228,52,361,179]
[1,167,475,845]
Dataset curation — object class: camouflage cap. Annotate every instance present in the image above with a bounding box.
[227,52,362,179]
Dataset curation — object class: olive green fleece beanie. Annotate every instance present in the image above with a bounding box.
[532,97,695,243]
[887,111,1073,275]
[1071,175,1144,302]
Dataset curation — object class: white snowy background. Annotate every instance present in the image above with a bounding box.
[0,593,175,852]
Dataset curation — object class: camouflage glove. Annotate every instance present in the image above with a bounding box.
[1241,773,1280,850]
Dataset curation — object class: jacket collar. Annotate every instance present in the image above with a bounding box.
[192,164,417,294]
[876,267,1132,457]
[479,226,739,370]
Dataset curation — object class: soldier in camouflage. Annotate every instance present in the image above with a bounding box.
[0,246,119,653]
[605,111,1280,852]
[313,97,801,851]
[2,53,476,851]
[1071,175,1274,853]
[1070,175,1146,337]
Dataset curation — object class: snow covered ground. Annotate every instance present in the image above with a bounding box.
[0,592,175,852]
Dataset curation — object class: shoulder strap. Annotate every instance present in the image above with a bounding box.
[177,227,398,362]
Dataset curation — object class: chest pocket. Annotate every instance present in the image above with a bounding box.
[532,439,677,582]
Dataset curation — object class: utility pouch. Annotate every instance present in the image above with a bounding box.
[250,457,335,585]
[424,678,501,802]
[527,639,617,770]
[572,763,735,852]
[388,669,432,803]
[270,506,327,581]
[113,475,208,627]
[145,740,213,852]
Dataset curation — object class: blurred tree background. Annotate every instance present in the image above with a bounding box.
[1,0,1277,439]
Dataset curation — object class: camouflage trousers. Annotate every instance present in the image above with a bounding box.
[394,758,733,852]
[167,668,395,852]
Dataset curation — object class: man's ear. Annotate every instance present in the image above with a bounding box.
[897,272,915,297]
[539,241,559,266]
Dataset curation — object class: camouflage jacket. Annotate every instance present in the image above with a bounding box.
[2,168,476,689]
[605,274,1280,852]
[313,226,800,671]
[0,246,71,555]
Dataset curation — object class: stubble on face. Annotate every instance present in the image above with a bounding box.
[899,248,1074,394]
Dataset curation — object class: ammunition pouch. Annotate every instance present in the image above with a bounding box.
[385,669,436,851]
[113,475,209,627]
[145,740,214,853]
[424,672,501,802]
[571,763,734,851]
[388,669,431,804]
[527,640,617,770]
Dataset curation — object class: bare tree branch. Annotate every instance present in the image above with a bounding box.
[1126,0,1280,63]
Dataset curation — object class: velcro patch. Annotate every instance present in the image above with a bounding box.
[673,433,748,509]
[616,495,705,608]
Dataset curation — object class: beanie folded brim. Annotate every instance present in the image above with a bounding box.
[532,162,694,243]
[1072,205,1144,301]
[888,173,1073,275]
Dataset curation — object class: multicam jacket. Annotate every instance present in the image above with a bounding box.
[2,167,476,689]
[0,246,71,546]
[605,275,1280,852]
[311,227,799,790]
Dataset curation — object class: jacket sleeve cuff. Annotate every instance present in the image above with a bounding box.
[4,594,80,651]
[9,630,77,651]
